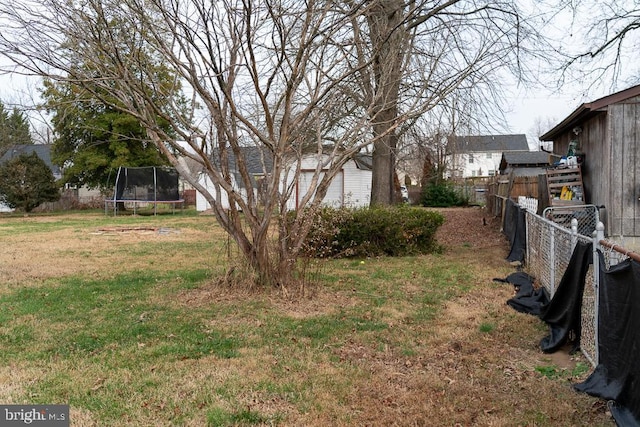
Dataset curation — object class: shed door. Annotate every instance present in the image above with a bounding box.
[298,171,343,208]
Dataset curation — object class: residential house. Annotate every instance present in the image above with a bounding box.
[0,144,62,179]
[540,84,640,242]
[449,134,529,178]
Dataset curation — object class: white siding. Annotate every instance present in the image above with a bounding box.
[290,155,371,209]
[0,202,13,213]
[195,174,233,211]
[342,160,371,207]
[451,152,503,178]
[197,155,372,211]
[298,170,344,208]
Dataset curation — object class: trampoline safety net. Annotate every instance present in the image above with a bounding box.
[114,166,180,201]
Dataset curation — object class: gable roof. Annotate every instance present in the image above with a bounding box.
[499,151,552,177]
[540,84,640,141]
[353,153,372,171]
[450,134,529,153]
[0,144,61,177]
[500,151,552,167]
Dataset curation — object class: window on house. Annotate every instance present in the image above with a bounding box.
[486,153,492,159]
[488,170,495,176]
[471,170,477,177]
[468,155,474,164]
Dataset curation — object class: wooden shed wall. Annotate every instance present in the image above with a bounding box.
[608,100,640,236]
[576,113,609,217]
[555,98,640,237]
[552,113,608,209]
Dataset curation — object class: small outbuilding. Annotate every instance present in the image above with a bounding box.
[195,148,372,212]
[540,84,640,240]
[499,151,553,177]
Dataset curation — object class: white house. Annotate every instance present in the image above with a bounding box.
[448,134,529,178]
[195,148,372,212]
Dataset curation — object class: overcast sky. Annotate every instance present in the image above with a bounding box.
[1,1,637,151]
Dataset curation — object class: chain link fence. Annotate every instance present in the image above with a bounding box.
[525,210,599,366]
[542,205,600,237]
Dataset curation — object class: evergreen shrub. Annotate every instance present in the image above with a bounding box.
[421,181,468,207]
[300,206,444,258]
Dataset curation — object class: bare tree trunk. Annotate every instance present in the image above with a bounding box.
[362,0,407,205]
[371,112,399,205]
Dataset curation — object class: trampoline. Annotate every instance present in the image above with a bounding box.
[105,166,184,215]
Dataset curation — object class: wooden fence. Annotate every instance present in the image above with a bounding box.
[487,173,543,222]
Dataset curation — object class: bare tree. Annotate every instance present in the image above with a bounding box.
[0,0,408,288]
[348,0,544,205]
[0,0,548,286]
[547,1,640,89]
[529,115,558,152]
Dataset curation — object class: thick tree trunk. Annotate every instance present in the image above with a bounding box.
[366,0,406,206]
[371,118,398,205]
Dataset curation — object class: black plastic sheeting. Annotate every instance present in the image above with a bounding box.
[499,272,549,316]
[574,253,640,427]
[539,241,592,354]
[503,199,526,263]
[502,241,592,353]
[504,243,640,426]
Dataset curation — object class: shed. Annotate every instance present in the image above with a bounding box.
[195,148,372,211]
[499,151,553,177]
[195,146,273,212]
[285,152,372,210]
[540,84,640,239]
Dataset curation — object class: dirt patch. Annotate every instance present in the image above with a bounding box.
[434,206,505,250]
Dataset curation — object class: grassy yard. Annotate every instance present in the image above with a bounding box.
[0,208,613,426]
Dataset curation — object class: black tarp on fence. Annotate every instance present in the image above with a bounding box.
[500,201,640,425]
[538,241,592,354]
[503,240,593,351]
[575,253,640,427]
[503,198,526,263]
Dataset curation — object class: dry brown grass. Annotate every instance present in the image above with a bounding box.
[0,208,614,426]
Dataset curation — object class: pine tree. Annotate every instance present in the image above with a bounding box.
[0,102,33,156]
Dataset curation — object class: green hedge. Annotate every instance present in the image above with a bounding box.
[299,206,444,258]
[421,182,468,207]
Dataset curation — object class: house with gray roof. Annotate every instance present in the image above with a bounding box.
[448,134,529,178]
[0,144,62,180]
